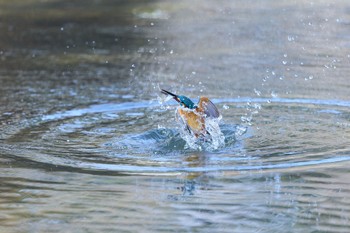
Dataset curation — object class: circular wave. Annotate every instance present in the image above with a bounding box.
[1,98,350,175]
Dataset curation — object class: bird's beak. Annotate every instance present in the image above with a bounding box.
[161,89,180,103]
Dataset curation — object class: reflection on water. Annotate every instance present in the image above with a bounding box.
[1,0,350,232]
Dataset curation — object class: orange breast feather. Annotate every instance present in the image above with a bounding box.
[178,108,205,135]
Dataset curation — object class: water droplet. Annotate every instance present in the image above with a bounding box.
[282,61,287,65]
[223,104,229,110]
[235,125,247,137]
[241,116,252,123]
[253,103,261,109]
[271,91,278,98]
[169,50,174,54]
[254,88,261,96]
[283,54,288,58]
[60,27,64,31]
[287,35,294,41]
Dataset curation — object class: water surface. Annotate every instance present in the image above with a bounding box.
[1,0,350,232]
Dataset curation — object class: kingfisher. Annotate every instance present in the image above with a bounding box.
[161,89,220,138]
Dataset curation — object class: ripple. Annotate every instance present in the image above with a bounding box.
[40,97,350,122]
[1,98,350,175]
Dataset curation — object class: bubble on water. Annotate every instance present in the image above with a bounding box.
[223,104,230,110]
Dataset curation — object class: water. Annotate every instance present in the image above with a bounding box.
[1,0,350,232]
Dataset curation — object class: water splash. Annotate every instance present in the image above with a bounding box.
[175,107,225,151]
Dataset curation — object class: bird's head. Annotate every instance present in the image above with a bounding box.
[161,89,196,109]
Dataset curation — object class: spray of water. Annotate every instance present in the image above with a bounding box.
[175,107,225,151]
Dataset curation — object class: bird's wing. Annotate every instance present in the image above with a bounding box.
[198,97,220,118]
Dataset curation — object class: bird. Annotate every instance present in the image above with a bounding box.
[161,89,220,138]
